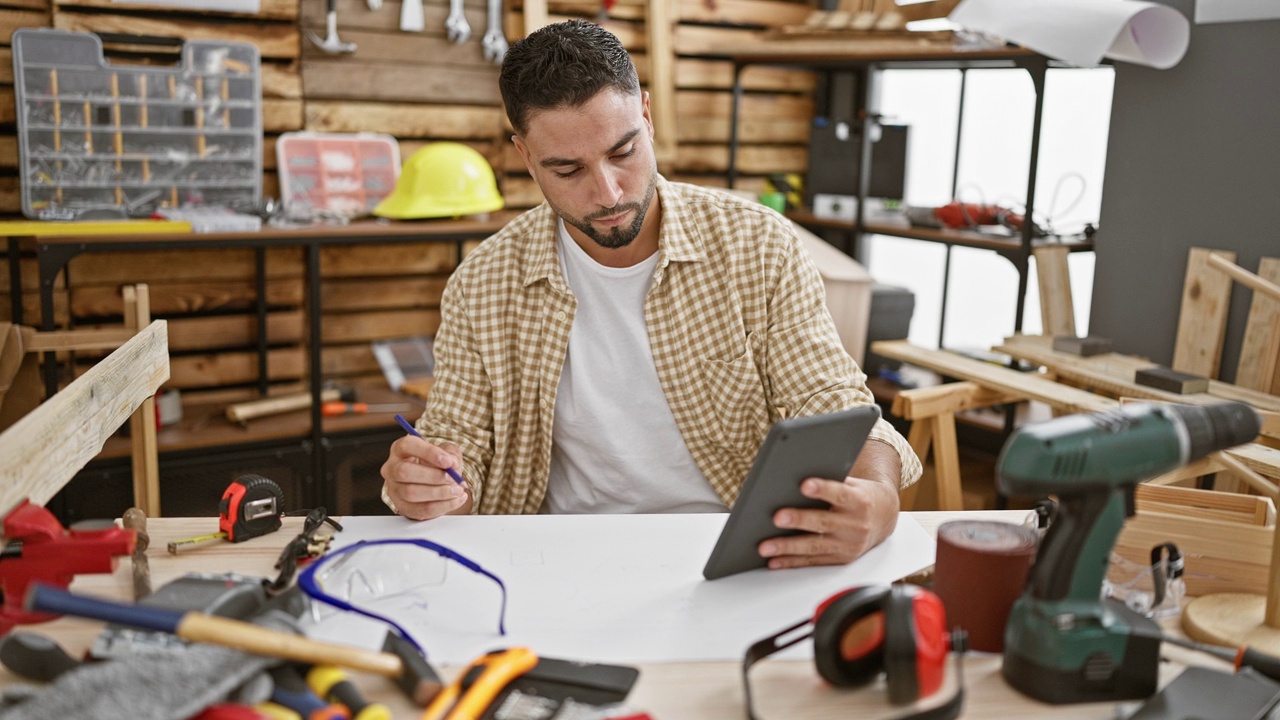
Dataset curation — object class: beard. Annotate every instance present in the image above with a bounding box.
[561,173,658,250]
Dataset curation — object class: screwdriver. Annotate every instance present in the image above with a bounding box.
[1158,634,1280,682]
[321,401,410,417]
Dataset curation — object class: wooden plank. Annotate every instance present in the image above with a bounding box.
[54,0,298,20]
[1208,254,1280,303]
[915,338,1280,479]
[1173,247,1236,379]
[0,0,50,12]
[301,31,500,70]
[0,8,51,44]
[1033,245,1075,337]
[676,59,815,92]
[1116,509,1273,597]
[305,101,503,139]
[322,343,382,376]
[546,0,645,21]
[675,144,807,174]
[301,58,501,105]
[320,243,456,277]
[263,98,304,133]
[322,308,441,344]
[25,327,135,351]
[53,11,300,60]
[872,340,1118,414]
[163,310,304,352]
[121,284,159,516]
[523,0,548,32]
[301,0,486,33]
[70,278,304,317]
[0,177,19,214]
[1237,257,1280,393]
[67,248,304,285]
[676,0,810,26]
[677,90,813,120]
[0,88,14,125]
[669,173,770,195]
[0,136,18,170]
[0,48,11,84]
[261,61,303,100]
[166,346,304,387]
[0,320,167,511]
[501,176,543,209]
[674,23,765,55]
[647,0,677,170]
[996,334,1280,414]
[1137,482,1275,527]
[891,381,1024,420]
[676,116,809,144]
[321,276,447,311]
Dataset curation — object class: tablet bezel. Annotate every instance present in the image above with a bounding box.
[701,405,882,580]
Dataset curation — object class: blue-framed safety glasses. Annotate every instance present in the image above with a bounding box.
[297,538,508,653]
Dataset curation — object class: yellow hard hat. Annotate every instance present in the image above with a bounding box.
[373,143,505,219]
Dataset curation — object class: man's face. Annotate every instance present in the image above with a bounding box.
[513,89,658,251]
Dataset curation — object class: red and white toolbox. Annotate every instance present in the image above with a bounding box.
[276,131,400,217]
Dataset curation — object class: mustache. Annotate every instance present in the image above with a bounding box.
[586,203,641,221]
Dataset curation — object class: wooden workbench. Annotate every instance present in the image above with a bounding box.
[0,511,1213,720]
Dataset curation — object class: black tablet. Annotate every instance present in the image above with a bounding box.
[702,405,881,580]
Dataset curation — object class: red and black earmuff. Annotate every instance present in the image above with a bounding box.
[742,584,966,720]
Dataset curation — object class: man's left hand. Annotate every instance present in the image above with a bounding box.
[759,439,902,568]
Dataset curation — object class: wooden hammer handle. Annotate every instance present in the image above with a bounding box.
[179,614,404,677]
[225,388,343,423]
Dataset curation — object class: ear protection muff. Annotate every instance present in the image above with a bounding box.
[743,584,964,720]
[812,584,951,703]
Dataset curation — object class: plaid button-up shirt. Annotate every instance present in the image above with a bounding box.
[400,177,921,514]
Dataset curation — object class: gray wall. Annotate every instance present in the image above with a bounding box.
[1091,0,1280,383]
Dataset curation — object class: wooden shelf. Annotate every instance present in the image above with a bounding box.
[96,384,424,459]
[787,209,1094,254]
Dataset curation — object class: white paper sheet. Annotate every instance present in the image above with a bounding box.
[949,0,1191,69]
[1196,0,1280,24]
[302,513,937,665]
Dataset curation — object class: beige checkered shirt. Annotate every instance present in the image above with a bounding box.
[391,177,921,515]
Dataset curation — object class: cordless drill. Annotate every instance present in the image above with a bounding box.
[997,401,1260,704]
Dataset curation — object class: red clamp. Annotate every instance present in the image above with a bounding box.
[0,500,136,633]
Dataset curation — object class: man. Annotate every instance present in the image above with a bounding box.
[381,19,921,568]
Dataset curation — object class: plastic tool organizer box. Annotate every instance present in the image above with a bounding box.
[11,28,263,220]
[277,132,400,218]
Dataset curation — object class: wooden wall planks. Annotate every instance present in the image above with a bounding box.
[2,0,817,399]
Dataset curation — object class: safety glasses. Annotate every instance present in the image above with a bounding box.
[297,538,508,654]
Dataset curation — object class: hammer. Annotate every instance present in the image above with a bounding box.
[305,0,357,54]
[26,584,444,706]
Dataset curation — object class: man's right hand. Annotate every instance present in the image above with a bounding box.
[381,435,473,520]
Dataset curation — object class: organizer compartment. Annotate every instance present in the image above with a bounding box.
[12,28,263,220]
[277,132,400,218]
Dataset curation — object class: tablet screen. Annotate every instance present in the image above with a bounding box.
[702,405,881,580]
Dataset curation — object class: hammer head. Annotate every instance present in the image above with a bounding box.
[382,633,443,706]
[304,28,356,55]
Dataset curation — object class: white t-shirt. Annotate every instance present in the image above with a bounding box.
[542,219,727,514]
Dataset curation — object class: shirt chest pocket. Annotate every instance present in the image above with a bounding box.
[698,334,770,452]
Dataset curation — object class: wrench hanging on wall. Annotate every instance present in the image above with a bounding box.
[401,0,425,32]
[482,0,508,63]
[445,0,471,43]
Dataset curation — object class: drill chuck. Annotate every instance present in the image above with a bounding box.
[1162,401,1261,464]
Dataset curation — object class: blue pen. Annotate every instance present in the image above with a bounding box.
[395,414,466,486]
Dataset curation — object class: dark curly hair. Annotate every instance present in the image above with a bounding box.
[499,19,640,136]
